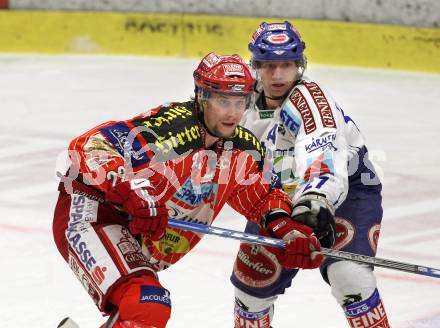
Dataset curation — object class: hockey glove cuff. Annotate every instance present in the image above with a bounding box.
[292,193,336,248]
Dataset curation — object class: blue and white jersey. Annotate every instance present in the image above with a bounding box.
[240,78,380,209]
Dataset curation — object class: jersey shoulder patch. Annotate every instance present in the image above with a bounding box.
[287,80,337,134]
[301,81,337,129]
[280,98,303,136]
[130,101,204,160]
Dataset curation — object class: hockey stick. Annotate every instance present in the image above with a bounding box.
[168,218,440,279]
[57,309,119,328]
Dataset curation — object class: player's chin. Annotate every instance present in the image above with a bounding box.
[220,123,238,137]
[269,85,289,96]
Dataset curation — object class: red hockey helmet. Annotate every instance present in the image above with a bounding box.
[193,52,255,96]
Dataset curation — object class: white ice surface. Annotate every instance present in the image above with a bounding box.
[0,54,440,328]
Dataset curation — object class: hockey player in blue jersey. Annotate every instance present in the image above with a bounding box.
[231,21,391,328]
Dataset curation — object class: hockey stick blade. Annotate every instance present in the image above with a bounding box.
[57,310,119,328]
[168,218,440,279]
[57,317,79,328]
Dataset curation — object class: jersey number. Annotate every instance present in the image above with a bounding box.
[303,175,329,193]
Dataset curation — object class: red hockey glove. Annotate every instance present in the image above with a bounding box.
[106,179,168,241]
[264,210,323,269]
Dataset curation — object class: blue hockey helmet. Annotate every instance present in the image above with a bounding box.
[249,21,305,63]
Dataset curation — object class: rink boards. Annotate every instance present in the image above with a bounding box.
[0,10,440,73]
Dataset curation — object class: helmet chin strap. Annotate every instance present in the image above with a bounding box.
[264,88,292,103]
[265,94,287,101]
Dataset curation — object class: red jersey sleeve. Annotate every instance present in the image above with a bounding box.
[227,151,292,226]
[68,120,131,194]
[66,102,200,198]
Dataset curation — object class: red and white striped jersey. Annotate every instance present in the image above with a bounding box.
[67,101,291,270]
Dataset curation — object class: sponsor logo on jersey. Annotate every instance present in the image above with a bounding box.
[282,179,300,194]
[265,147,295,160]
[174,178,217,206]
[140,285,172,307]
[153,124,202,156]
[68,194,99,226]
[304,133,337,153]
[152,228,190,256]
[265,124,278,144]
[266,147,295,164]
[231,126,264,155]
[259,110,275,119]
[116,227,149,270]
[304,82,337,129]
[280,107,301,135]
[289,89,316,134]
[304,151,335,182]
[91,266,107,285]
[168,206,209,226]
[67,231,97,271]
[85,198,98,223]
[69,251,103,307]
[132,104,201,160]
[99,122,149,167]
[83,134,122,171]
[67,195,98,271]
[143,106,193,128]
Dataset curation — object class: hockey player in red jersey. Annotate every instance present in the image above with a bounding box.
[53,52,324,328]
[231,22,391,328]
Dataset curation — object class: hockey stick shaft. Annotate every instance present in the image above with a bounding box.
[168,218,440,279]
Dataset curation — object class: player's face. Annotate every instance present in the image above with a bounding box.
[204,92,247,138]
[258,61,297,98]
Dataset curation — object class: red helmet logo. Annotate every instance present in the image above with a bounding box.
[194,52,255,95]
